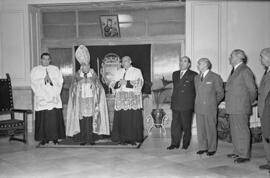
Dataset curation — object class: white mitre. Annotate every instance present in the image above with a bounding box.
[75,45,90,64]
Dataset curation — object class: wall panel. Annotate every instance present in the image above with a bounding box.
[191,2,221,74]
[1,11,27,82]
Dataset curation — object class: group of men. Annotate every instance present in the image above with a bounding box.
[168,48,270,171]
[30,45,270,171]
[30,45,144,146]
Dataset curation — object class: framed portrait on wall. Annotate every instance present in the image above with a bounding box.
[100,15,121,38]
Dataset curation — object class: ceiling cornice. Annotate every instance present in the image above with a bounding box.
[34,1,184,12]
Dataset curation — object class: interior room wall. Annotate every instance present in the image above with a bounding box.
[186,0,270,82]
[186,0,270,130]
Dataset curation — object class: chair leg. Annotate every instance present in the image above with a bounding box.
[9,135,14,142]
[10,136,25,143]
[23,113,28,144]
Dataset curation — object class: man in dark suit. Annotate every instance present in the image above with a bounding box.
[258,48,270,170]
[225,49,257,163]
[194,58,224,156]
[167,56,197,150]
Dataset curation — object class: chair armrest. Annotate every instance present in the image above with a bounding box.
[11,109,32,114]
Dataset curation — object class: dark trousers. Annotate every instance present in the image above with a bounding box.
[170,109,193,148]
[80,116,94,144]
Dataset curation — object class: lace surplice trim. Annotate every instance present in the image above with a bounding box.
[114,91,143,111]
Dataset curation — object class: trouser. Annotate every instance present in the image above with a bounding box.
[196,114,217,152]
[229,114,250,159]
[263,136,270,165]
[80,116,94,144]
[170,110,193,148]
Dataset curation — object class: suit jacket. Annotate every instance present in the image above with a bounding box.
[258,71,270,117]
[171,70,197,111]
[261,91,270,139]
[194,71,224,115]
[225,63,257,115]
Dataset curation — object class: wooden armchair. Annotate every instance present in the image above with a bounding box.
[0,74,32,143]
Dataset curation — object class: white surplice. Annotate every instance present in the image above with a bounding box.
[111,66,144,111]
[30,65,63,111]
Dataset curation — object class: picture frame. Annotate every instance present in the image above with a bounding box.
[100,15,121,38]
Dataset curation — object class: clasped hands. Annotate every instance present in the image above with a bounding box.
[44,74,53,86]
[118,79,127,87]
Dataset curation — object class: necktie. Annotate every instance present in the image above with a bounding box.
[230,68,234,76]
[180,71,184,79]
[200,74,204,82]
[84,72,87,78]
[123,69,127,79]
[264,68,268,76]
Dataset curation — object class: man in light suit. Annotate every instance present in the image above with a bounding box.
[258,48,270,170]
[168,56,197,150]
[225,49,257,163]
[194,58,224,156]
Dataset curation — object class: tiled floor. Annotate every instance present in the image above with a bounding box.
[0,129,269,178]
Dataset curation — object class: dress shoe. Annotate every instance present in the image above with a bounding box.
[40,141,46,145]
[207,151,216,156]
[53,140,59,145]
[182,146,188,150]
[167,145,179,150]
[234,157,250,163]
[259,164,270,170]
[130,141,137,146]
[120,142,128,145]
[40,140,49,145]
[227,153,239,158]
[197,150,208,155]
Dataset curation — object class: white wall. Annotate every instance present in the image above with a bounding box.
[0,0,30,86]
[186,0,270,82]
[186,0,270,129]
[227,1,270,83]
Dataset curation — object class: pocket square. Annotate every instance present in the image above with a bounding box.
[206,82,212,84]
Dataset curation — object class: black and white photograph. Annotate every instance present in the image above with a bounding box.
[0,0,270,177]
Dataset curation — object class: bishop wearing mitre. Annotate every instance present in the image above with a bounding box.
[66,45,110,145]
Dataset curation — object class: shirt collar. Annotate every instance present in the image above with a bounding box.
[181,69,188,74]
[124,66,132,72]
[202,69,210,78]
[234,62,243,70]
[79,69,92,78]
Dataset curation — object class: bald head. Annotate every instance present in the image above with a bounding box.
[260,48,270,68]
[121,56,132,69]
[261,48,270,58]
[229,49,247,66]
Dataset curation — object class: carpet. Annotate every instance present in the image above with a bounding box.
[37,136,148,149]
